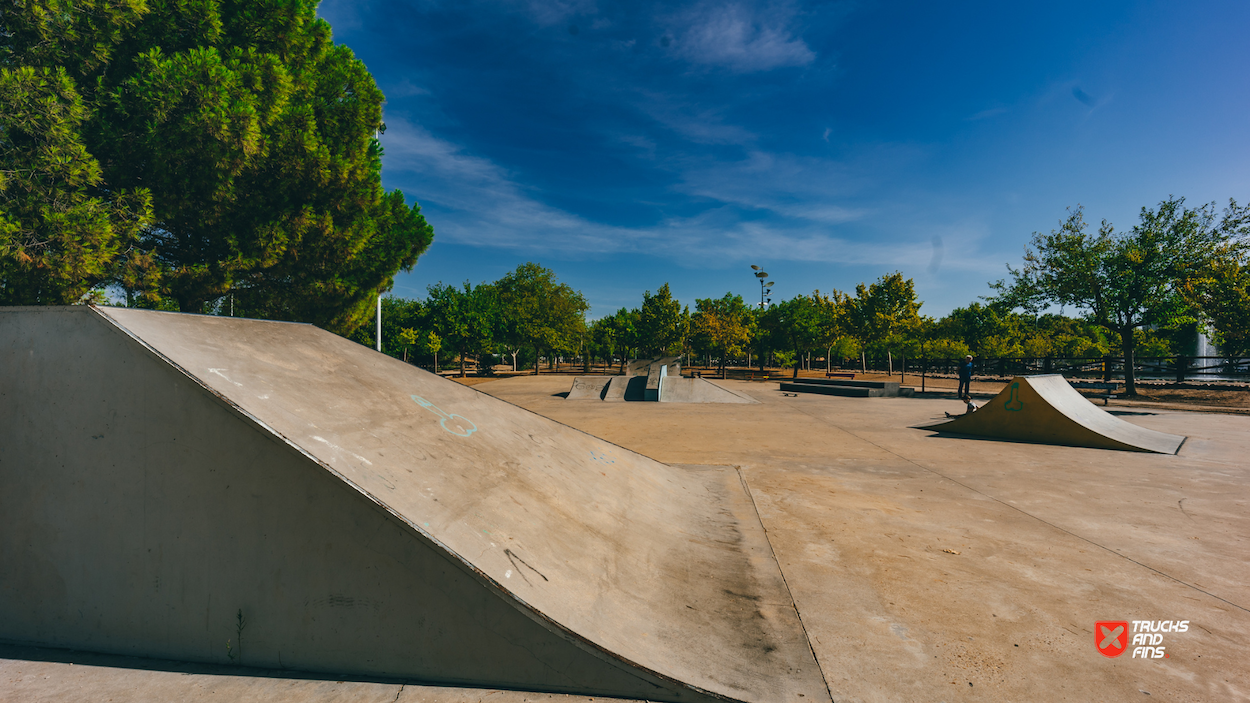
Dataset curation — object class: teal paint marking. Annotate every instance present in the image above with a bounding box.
[590,450,617,465]
[412,395,478,437]
[1004,382,1024,411]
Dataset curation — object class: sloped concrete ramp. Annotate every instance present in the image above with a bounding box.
[565,375,611,399]
[919,374,1185,454]
[0,307,829,703]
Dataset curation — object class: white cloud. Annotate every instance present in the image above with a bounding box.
[512,0,599,27]
[968,106,1008,121]
[385,78,432,98]
[380,118,1004,277]
[675,149,881,223]
[670,3,815,72]
[381,117,650,253]
[615,133,658,159]
[632,91,758,145]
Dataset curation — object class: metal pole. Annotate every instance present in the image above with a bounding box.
[376,294,382,352]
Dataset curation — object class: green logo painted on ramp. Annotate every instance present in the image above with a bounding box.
[1004,382,1024,412]
[412,395,478,436]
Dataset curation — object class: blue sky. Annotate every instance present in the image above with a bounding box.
[317,0,1250,318]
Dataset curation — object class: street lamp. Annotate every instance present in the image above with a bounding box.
[750,265,774,308]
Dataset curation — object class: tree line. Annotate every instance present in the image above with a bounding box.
[380,196,1249,398]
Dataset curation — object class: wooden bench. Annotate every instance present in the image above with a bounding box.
[825,372,856,379]
[1070,381,1117,405]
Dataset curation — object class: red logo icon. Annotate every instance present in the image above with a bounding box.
[1096,621,1129,657]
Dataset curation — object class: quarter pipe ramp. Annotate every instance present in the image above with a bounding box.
[0,307,829,702]
[919,374,1185,454]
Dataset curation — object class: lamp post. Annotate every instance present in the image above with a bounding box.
[750,265,774,308]
[750,265,776,374]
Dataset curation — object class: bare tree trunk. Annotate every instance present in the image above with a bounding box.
[534,346,540,375]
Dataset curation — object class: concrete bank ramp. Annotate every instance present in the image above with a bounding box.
[919,374,1185,454]
[565,375,611,399]
[0,307,828,703]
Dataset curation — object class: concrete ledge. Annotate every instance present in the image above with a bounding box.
[780,382,875,397]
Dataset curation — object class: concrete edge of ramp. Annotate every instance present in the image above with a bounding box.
[917,374,1186,454]
[1,307,831,703]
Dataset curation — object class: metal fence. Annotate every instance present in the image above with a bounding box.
[851,356,1250,382]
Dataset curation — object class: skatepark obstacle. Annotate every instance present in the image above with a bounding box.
[0,307,827,703]
[567,357,758,404]
[779,378,914,398]
[919,374,1185,454]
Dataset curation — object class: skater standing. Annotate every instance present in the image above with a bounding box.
[957,354,973,398]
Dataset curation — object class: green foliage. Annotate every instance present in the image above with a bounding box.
[828,336,862,361]
[844,272,922,346]
[1,17,153,304]
[2,0,432,330]
[1185,207,1250,356]
[978,335,1021,358]
[690,292,753,371]
[588,307,644,366]
[993,197,1244,393]
[495,262,588,374]
[421,330,442,357]
[922,337,971,359]
[347,295,423,355]
[637,283,685,356]
[587,316,618,363]
[424,282,498,376]
[1187,256,1250,356]
[760,293,827,377]
[936,303,1011,355]
[397,326,441,367]
[603,307,641,369]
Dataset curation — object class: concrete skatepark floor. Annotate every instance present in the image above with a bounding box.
[5,374,1248,702]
